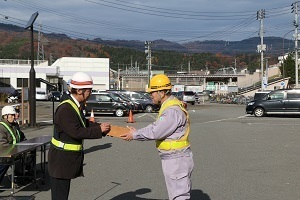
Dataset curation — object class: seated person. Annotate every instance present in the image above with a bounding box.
[0,105,27,184]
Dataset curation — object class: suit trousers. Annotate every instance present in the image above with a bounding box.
[50,176,71,200]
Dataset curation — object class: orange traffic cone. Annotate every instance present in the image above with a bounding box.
[127,110,135,123]
[89,109,95,122]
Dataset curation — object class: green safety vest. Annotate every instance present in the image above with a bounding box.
[0,121,21,144]
[51,99,86,151]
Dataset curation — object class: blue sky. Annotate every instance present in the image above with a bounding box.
[0,0,296,43]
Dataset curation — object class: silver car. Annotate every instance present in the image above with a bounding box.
[176,91,196,105]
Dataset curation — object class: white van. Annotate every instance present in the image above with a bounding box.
[36,91,48,101]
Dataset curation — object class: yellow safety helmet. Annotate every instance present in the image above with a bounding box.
[147,74,172,93]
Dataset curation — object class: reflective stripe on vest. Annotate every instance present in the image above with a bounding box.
[0,121,20,144]
[51,99,85,151]
[155,98,190,150]
[58,99,86,128]
[51,137,82,151]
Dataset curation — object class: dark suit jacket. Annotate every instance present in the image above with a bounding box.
[60,91,71,102]
[48,100,104,179]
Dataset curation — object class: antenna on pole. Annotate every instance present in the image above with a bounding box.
[37,22,44,61]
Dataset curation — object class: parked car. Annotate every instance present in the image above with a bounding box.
[195,92,209,103]
[253,90,272,101]
[36,91,48,101]
[48,91,61,101]
[203,90,215,97]
[109,90,159,113]
[176,91,196,105]
[171,91,178,96]
[85,92,130,117]
[108,92,141,112]
[246,89,300,117]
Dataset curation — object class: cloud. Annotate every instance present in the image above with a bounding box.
[0,0,295,42]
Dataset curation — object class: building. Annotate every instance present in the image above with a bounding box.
[0,57,110,93]
[0,57,285,96]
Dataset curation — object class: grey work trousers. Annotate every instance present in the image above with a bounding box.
[161,152,194,200]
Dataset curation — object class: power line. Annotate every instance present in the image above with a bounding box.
[1,0,296,43]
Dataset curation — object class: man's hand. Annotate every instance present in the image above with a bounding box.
[100,123,111,135]
[120,126,136,141]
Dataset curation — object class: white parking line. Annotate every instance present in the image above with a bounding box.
[137,113,156,120]
[247,123,300,126]
[193,114,248,125]
[193,117,237,124]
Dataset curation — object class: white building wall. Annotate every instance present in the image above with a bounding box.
[1,57,110,92]
[52,57,110,90]
[1,63,55,90]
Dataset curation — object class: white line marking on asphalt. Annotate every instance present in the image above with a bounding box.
[193,115,248,124]
[136,113,147,118]
[247,123,300,126]
[238,115,248,118]
[137,113,156,120]
[194,117,237,124]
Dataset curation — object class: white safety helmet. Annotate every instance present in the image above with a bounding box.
[69,72,93,89]
[2,105,16,116]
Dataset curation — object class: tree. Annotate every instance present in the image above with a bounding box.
[280,54,296,84]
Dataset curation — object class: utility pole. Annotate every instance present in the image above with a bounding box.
[37,23,44,61]
[292,1,299,87]
[257,9,266,90]
[265,57,270,88]
[145,41,153,86]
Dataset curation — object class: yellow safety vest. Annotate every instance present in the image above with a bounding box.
[0,121,21,144]
[51,99,86,151]
[155,98,190,150]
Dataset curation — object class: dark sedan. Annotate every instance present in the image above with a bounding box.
[85,93,130,117]
[48,91,61,101]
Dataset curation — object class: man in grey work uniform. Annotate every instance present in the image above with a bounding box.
[121,74,194,200]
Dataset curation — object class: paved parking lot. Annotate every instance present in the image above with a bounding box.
[1,102,300,199]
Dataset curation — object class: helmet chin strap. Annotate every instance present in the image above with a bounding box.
[157,91,163,104]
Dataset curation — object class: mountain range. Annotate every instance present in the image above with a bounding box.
[0,23,293,56]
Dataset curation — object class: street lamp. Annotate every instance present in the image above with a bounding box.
[25,12,38,127]
[282,30,294,79]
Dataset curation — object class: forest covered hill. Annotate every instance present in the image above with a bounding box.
[0,23,289,73]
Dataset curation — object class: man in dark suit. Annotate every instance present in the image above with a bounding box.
[48,72,111,200]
